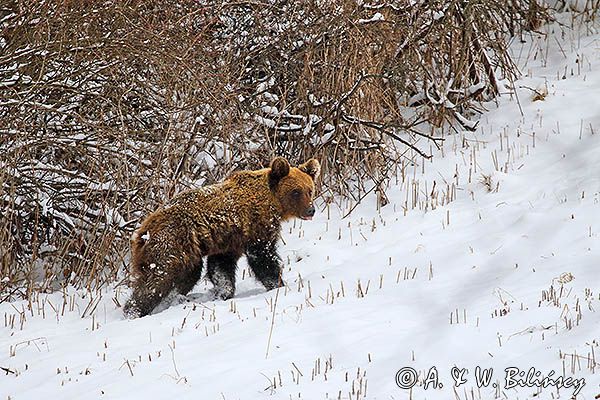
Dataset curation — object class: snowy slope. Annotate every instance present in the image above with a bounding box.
[2,15,600,400]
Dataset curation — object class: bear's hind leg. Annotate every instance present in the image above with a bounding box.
[207,253,239,300]
[246,243,283,291]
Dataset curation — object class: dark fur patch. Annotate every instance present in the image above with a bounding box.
[247,242,283,290]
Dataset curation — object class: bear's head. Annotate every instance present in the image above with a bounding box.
[269,157,320,221]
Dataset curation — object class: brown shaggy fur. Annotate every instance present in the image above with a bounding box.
[124,157,320,317]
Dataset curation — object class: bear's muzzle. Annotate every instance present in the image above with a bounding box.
[301,205,316,220]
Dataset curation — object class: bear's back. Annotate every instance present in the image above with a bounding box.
[155,171,279,251]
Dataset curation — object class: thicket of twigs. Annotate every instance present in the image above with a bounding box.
[0,0,552,298]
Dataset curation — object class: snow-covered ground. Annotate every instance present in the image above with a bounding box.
[2,14,599,400]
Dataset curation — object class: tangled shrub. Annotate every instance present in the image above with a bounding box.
[0,0,548,298]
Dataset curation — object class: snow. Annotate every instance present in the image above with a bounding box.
[264,92,279,102]
[2,15,600,400]
[311,124,336,146]
[254,115,276,128]
[358,13,385,24]
[261,105,279,116]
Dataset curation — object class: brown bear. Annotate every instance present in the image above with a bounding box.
[123,157,320,317]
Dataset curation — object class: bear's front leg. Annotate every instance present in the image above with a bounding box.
[246,242,284,291]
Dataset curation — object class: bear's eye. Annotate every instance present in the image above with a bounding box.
[291,189,302,199]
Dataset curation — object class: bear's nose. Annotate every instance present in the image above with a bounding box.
[306,205,315,217]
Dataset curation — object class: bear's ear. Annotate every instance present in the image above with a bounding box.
[299,159,321,181]
[269,157,290,189]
